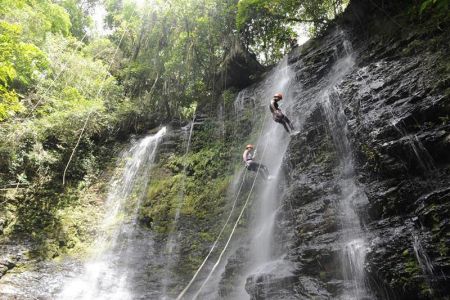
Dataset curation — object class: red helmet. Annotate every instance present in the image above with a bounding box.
[274,93,283,100]
[245,144,254,149]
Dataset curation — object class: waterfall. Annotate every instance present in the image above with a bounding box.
[194,57,297,299]
[161,121,195,299]
[320,34,372,299]
[357,66,437,175]
[246,58,295,270]
[58,127,166,300]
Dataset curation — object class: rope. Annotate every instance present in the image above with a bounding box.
[175,111,269,299]
[176,114,267,300]
[192,120,271,299]
[161,111,197,293]
[175,170,247,300]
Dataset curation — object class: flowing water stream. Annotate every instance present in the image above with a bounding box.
[320,35,372,299]
[161,120,196,298]
[193,57,297,299]
[194,35,375,299]
[59,128,166,300]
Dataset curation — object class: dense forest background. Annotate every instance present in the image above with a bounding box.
[0,0,448,257]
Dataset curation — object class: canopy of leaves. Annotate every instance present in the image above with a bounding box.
[0,0,240,197]
[236,0,348,64]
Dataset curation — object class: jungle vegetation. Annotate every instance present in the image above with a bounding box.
[0,0,447,254]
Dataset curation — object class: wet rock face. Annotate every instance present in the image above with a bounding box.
[244,7,450,300]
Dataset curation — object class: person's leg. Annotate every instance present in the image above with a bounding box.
[250,162,268,179]
[280,120,291,133]
[284,116,294,130]
[261,164,270,179]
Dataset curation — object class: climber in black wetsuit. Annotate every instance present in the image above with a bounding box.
[269,93,294,133]
[242,144,270,180]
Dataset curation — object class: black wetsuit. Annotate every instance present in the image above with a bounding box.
[269,99,294,133]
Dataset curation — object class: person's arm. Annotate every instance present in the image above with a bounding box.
[274,101,281,111]
[243,150,248,163]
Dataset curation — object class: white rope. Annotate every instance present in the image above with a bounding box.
[192,122,271,299]
[176,114,267,300]
[175,111,269,299]
[175,170,247,300]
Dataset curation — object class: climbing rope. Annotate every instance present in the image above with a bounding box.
[174,170,247,300]
[161,111,197,293]
[192,118,271,299]
[175,110,269,299]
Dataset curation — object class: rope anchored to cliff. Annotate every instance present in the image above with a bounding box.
[176,111,269,299]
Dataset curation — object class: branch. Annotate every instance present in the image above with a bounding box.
[149,73,159,96]
[271,14,328,24]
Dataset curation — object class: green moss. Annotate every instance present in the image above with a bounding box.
[402,39,424,56]
[438,240,448,256]
[405,259,420,274]
[419,281,433,297]
[397,252,422,287]
[360,143,380,171]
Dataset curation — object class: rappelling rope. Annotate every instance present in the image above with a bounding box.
[192,127,271,299]
[175,170,247,300]
[162,111,197,288]
[175,110,269,300]
[191,112,271,299]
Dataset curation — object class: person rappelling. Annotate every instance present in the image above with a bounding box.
[242,144,270,180]
[269,93,294,133]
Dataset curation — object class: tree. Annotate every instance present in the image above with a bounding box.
[236,0,348,64]
[0,21,47,121]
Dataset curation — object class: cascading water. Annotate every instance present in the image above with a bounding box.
[412,229,438,297]
[413,233,435,278]
[161,120,195,299]
[244,60,295,280]
[58,127,166,300]
[248,57,295,265]
[357,67,437,175]
[193,57,297,300]
[320,34,372,299]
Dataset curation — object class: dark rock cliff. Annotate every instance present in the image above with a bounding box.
[240,1,450,299]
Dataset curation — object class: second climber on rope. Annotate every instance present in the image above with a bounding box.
[242,144,271,180]
[269,93,294,133]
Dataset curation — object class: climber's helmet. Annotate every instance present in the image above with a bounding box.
[274,93,283,101]
[246,144,254,150]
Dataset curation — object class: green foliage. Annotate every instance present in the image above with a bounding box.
[60,0,96,39]
[0,21,48,120]
[1,0,72,44]
[236,0,348,64]
[419,0,449,14]
[0,0,244,262]
[103,0,238,120]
